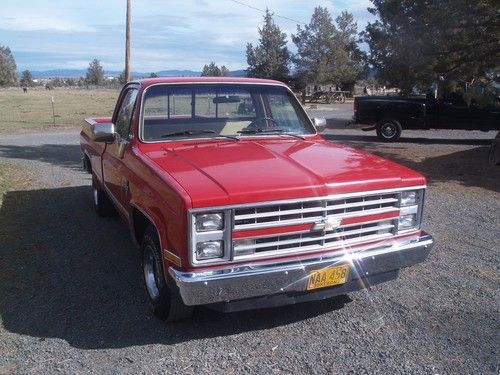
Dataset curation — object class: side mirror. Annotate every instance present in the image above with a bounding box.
[91,123,115,143]
[312,117,327,133]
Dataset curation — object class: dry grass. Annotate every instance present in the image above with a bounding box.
[0,161,35,206]
[0,87,120,133]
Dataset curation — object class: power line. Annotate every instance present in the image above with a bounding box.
[229,0,305,25]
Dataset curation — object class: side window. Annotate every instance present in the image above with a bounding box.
[115,88,138,139]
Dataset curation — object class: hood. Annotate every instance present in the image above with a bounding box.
[143,137,425,208]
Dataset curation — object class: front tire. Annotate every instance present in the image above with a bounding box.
[376,119,402,142]
[141,225,193,321]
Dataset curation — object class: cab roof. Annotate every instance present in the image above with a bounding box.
[132,76,287,88]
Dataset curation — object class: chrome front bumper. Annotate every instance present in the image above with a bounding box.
[169,233,434,307]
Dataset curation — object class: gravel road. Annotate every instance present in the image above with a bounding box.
[0,105,498,374]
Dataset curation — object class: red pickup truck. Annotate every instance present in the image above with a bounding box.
[80,77,434,321]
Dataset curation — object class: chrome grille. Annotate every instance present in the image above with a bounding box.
[234,192,399,231]
[232,192,400,260]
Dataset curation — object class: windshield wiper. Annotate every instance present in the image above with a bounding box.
[161,130,215,138]
[237,128,306,140]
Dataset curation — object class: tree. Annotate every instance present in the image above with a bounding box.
[149,72,158,78]
[0,44,18,87]
[201,62,222,77]
[220,65,230,77]
[85,58,105,86]
[333,11,366,87]
[292,7,337,85]
[118,70,127,85]
[363,0,500,94]
[292,7,364,87]
[20,70,34,87]
[246,9,290,81]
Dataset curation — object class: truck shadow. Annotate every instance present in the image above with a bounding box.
[0,186,351,350]
[323,135,499,193]
[0,144,83,170]
[323,133,492,146]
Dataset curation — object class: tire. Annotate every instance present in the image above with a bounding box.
[141,225,193,321]
[92,176,117,217]
[489,145,500,166]
[376,119,402,142]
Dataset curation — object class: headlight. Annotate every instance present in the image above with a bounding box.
[195,213,224,232]
[196,240,223,260]
[397,189,424,232]
[401,190,418,206]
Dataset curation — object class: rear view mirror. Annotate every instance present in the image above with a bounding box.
[91,123,115,143]
[213,95,241,104]
[312,117,326,132]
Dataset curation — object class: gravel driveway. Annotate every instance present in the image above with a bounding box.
[0,107,498,374]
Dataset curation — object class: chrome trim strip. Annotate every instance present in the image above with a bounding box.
[234,216,399,239]
[234,224,395,251]
[103,184,128,217]
[233,197,399,221]
[233,232,395,261]
[233,207,399,231]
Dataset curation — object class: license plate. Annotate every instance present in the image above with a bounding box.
[307,264,350,291]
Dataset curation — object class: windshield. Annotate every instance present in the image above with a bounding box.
[141,84,315,141]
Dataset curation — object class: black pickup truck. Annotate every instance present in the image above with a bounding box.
[352,96,500,141]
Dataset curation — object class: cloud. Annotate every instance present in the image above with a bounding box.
[3,0,376,71]
[0,15,95,32]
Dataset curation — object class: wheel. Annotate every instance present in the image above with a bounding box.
[92,176,117,217]
[376,119,402,142]
[142,225,193,321]
[337,95,346,104]
[489,145,500,166]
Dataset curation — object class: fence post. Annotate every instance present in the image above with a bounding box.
[51,96,56,127]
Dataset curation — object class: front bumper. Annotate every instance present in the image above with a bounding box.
[169,233,434,308]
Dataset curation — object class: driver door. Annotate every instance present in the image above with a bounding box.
[102,86,138,212]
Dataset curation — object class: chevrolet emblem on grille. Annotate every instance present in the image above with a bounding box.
[312,216,342,232]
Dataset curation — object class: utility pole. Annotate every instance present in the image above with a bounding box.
[125,0,131,82]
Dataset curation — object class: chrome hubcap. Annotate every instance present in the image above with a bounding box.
[93,187,99,206]
[382,124,396,138]
[143,246,160,301]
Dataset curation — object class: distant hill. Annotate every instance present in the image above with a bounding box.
[28,69,247,79]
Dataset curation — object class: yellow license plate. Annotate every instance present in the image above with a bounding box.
[307,264,350,291]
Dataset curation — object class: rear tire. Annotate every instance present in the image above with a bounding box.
[141,225,193,321]
[376,119,402,142]
[92,176,117,217]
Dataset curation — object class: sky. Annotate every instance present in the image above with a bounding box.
[1,0,376,73]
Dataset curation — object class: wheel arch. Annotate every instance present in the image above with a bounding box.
[129,205,163,250]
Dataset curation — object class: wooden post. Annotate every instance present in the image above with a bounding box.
[125,0,131,82]
[51,96,56,127]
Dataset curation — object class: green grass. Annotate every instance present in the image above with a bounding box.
[0,88,120,133]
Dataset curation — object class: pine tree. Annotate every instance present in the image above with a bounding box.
[20,70,34,87]
[246,9,290,81]
[220,65,230,77]
[292,7,364,87]
[85,58,105,86]
[0,45,18,87]
[363,0,500,93]
[292,7,337,85]
[201,62,222,77]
